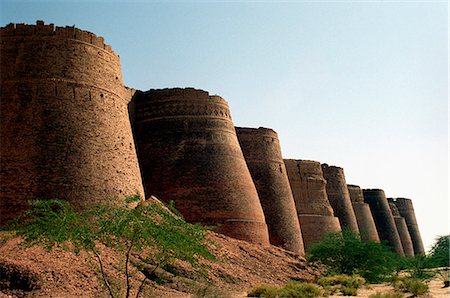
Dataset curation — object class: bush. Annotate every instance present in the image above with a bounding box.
[5,197,214,298]
[436,270,450,288]
[369,291,404,298]
[400,256,435,280]
[393,278,428,296]
[307,230,398,283]
[429,235,450,268]
[247,282,323,298]
[317,274,364,296]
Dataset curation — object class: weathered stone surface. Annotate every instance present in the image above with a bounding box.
[362,189,404,255]
[284,159,341,249]
[322,165,359,232]
[0,21,144,221]
[387,200,414,257]
[392,198,425,255]
[236,127,304,254]
[132,88,270,246]
[347,185,380,242]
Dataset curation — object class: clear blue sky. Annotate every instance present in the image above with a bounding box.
[1,0,448,251]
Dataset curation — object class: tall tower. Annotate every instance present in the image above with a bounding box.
[132,88,270,245]
[321,165,359,232]
[388,199,414,257]
[0,21,144,221]
[393,198,425,255]
[284,159,341,249]
[363,189,404,255]
[236,127,304,254]
[347,185,380,242]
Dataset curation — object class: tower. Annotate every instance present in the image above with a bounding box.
[284,159,341,249]
[388,199,414,257]
[0,21,144,221]
[362,189,404,255]
[132,88,270,245]
[393,198,425,255]
[321,165,359,232]
[347,185,380,242]
[236,127,304,254]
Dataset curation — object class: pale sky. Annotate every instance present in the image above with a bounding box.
[1,0,448,251]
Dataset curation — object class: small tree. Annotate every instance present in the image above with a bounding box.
[307,230,398,283]
[6,197,214,298]
[429,235,449,268]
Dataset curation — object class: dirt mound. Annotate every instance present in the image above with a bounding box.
[0,231,319,297]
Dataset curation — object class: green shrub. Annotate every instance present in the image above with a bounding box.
[5,198,214,298]
[341,286,357,296]
[317,274,364,296]
[247,284,279,297]
[400,255,435,280]
[369,291,404,298]
[393,278,428,296]
[429,235,450,268]
[307,230,398,283]
[247,282,323,298]
[436,270,450,288]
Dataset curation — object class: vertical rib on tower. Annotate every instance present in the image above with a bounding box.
[236,127,304,254]
[0,21,145,220]
[363,189,404,255]
[388,199,414,256]
[347,185,380,242]
[132,88,270,245]
[284,159,341,249]
[393,198,425,255]
[321,165,359,232]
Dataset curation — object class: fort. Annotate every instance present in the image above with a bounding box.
[363,189,405,256]
[236,127,304,254]
[321,164,359,232]
[0,21,144,220]
[0,21,424,255]
[347,185,380,242]
[284,159,341,249]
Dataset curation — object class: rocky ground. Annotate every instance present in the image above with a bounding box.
[0,231,319,297]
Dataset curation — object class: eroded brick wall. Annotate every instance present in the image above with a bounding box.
[284,159,341,249]
[0,21,144,220]
[363,189,404,255]
[322,164,359,232]
[347,185,380,242]
[393,198,425,255]
[132,88,270,246]
[388,199,414,257]
[236,127,304,254]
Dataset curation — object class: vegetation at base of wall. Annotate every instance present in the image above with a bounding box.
[392,278,429,296]
[2,197,214,298]
[307,230,398,283]
[368,291,404,298]
[247,282,323,298]
[436,270,450,288]
[316,274,365,295]
[397,256,435,281]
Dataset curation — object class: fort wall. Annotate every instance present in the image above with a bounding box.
[236,127,304,254]
[388,199,414,256]
[284,159,341,249]
[347,185,380,242]
[392,198,425,255]
[0,21,144,220]
[321,165,359,232]
[362,189,404,255]
[132,88,270,246]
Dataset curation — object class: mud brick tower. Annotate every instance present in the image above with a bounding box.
[363,189,404,255]
[321,165,359,232]
[388,199,414,256]
[393,198,425,255]
[236,127,304,254]
[347,185,380,242]
[284,159,341,249]
[132,88,270,245]
[0,21,144,221]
